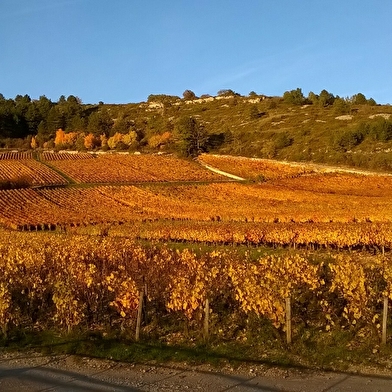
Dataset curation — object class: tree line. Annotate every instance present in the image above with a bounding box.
[0,91,226,156]
[0,94,111,149]
[0,88,386,159]
[283,88,377,108]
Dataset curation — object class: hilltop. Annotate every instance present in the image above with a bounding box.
[1,89,392,172]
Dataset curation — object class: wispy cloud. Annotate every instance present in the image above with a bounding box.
[197,41,323,95]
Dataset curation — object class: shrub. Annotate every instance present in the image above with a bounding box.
[332,129,365,152]
[0,175,31,190]
[274,132,293,149]
[283,88,305,105]
[368,118,392,142]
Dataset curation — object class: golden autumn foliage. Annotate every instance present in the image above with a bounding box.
[100,133,108,147]
[30,136,37,149]
[54,129,79,148]
[1,231,392,336]
[83,133,99,150]
[107,131,137,149]
[54,128,66,146]
[198,153,315,180]
[148,131,172,148]
[0,159,67,188]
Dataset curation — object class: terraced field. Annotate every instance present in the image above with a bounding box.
[1,152,392,251]
[40,153,225,184]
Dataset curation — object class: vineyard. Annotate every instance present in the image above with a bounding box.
[2,179,392,242]
[1,152,392,251]
[2,152,392,361]
[40,153,226,184]
[0,151,33,160]
[0,158,67,188]
[133,220,392,251]
[198,153,317,180]
[40,151,95,160]
[0,231,392,342]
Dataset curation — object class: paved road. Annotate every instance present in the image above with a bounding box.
[1,352,392,391]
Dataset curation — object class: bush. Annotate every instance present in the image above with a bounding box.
[249,105,261,120]
[332,129,365,152]
[333,98,351,115]
[0,175,31,190]
[368,118,392,142]
[283,88,305,105]
[274,132,293,149]
[368,153,392,171]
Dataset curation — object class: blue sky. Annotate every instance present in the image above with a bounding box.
[1,0,391,104]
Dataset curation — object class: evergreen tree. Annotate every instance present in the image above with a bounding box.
[175,116,208,157]
[283,88,305,105]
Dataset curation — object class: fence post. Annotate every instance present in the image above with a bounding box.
[382,296,388,345]
[286,297,292,344]
[135,288,145,341]
[204,298,209,341]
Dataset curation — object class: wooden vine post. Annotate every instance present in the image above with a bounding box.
[286,297,292,344]
[203,298,210,341]
[135,288,145,341]
[382,296,388,345]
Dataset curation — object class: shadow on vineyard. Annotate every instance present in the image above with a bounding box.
[0,175,30,190]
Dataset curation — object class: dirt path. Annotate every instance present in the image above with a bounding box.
[274,159,392,177]
[197,160,246,180]
[1,351,392,391]
[199,154,392,179]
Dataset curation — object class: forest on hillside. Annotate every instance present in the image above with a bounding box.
[1,89,392,171]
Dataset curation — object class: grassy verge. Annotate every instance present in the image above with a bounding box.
[35,154,76,185]
[2,325,392,374]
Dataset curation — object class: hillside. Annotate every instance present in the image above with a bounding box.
[1,151,392,235]
[1,90,392,171]
[2,134,392,372]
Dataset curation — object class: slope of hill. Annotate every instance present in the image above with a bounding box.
[1,90,392,172]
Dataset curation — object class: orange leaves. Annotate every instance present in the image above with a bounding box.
[166,249,206,318]
[54,128,66,146]
[198,153,314,180]
[1,230,392,335]
[147,132,172,149]
[84,133,99,150]
[138,221,392,251]
[0,283,12,335]
[329,255,369,324]
[373,255,392,300]
[54,129,79,148]
[164,249,323,330]
[228,254,321,328]
[0,160,67,188]
[42,154,223,184]
[109,278,139,319]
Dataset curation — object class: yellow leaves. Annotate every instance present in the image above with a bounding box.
[106,274,114,283]
[0,283,11,327]
[226,254,322,328]
[327,254,388,326]
[2,230,392,335]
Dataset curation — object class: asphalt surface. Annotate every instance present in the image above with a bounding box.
[1,352,392,391]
